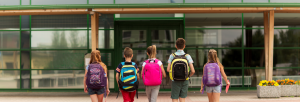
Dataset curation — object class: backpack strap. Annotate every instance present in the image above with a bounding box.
[172,53,176,57]
[121,62,125,66]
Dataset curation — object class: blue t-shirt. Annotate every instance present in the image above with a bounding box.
[115,62,139,73]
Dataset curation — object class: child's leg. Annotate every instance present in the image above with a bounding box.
[206,93,214,102]
[97,94,104,102]
[178,80,189,102]
[90,94,98,102]
[121,90,131,102]
[145,86,152,102]
[212,93,220,102]
[129,90,136,102]
[150,85,160,102]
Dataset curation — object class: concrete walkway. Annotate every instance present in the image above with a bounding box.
[0,90,300,102]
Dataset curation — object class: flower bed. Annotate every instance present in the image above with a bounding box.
[296,81,300,97]
[257,80,281,98]
[277,79,297,97]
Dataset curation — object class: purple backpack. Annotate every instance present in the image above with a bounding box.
[202,62,222,94]
[86,63,107,89]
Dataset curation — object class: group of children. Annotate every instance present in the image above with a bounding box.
[84,38,230,102]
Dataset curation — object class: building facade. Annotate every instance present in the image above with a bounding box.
[1,0,300,92]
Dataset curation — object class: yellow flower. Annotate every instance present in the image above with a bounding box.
[263,85,266,86]
[259,83,262,86]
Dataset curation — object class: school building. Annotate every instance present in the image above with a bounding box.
[1,0,300,92]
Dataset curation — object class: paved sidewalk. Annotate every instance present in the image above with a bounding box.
[0,90,300,102]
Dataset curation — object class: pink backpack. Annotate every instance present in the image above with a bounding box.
[142,59,162,86]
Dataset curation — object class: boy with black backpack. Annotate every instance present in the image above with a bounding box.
[116,47,140,102]
[167,38,195,102]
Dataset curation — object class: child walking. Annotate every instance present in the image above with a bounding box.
[84,50,110,102]
[116,47,140,102]
[200,49,230,102]
[167,38,195,102]
[142,45,166,102]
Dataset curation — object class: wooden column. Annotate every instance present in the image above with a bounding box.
[263,12,269,81]
[264,11,275,81]
[268,10,275,81]
[91,12,99,51]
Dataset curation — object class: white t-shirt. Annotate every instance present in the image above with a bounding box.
[142,58,163,67]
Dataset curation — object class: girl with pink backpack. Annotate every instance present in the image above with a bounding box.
[200,49,230,102]
[142,45,167,102]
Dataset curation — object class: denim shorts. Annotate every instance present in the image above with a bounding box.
[88,87,105,95]
[206,85,222,93]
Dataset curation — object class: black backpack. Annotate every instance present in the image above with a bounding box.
[169,53,190,81]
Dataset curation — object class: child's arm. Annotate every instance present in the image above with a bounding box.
[116,72,120,88]
[161,65,167,78]
[104,66,110,94]
[220,65,229,85]
[189,63,195,77]
[83,69,88,93]
[200,66,204,92]
[167,63,171,72]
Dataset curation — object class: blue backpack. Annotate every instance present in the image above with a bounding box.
[117,62,139,98]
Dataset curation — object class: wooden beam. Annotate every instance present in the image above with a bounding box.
[0,9,89,16]
[91,12,99,51]
[263,12,269,81]
[268,10,275,81]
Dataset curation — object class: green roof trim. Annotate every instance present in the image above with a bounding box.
[1,3,300,10]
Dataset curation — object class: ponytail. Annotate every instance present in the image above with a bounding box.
[207,49,224,68]
[147,45,157,59]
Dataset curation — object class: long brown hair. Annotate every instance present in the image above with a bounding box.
[89,50,102,64]
[147,45,157,59]
[207,49,224,68]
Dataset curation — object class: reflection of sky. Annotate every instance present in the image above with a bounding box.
[116,0,182,3]
[0,0,20,5]
[186,0,241,3]
[31,0,86,5]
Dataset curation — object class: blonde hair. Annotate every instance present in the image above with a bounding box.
[89,50,102,64]
[207,49,224,68]
[147,45,157,59]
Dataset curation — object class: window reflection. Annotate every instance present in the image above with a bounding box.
[116,0,183,4]
[244,69,265,87]
[0,31,20,49]
[31,51,86,69]
[122,30,147,48]
[151,30,176,48]
[244,29,264,47]
[274,29,300,47]
[31,15,87,29]
[89,30,114,49]
[274,49,300,68]
[185,29,242,48]
[186,0,241,3]
[275,13,300,27]
[31,70,85,89]
[0,70,19,88]
[185,13,242,28]
[31,31,87,49]
[0,51,20,69]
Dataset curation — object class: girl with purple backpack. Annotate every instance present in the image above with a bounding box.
[84,50,110,102]
[142,45,166,102]
[200,49,230,102]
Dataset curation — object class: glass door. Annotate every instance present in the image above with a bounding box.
[115,20,183,91]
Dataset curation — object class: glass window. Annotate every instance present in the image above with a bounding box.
[21,51,30,69]
[21,15,30,30]
[116,14,175,18]
[151,30,176,48]
[185,13,242,28]
[0,0,20,5]
[89,0,114,4]
[244,13,264,28]
[0,16,20,30]
[0,70,20,88]
[244,49,265,67]
[186,49,242,67]
[31,15,87,29]
[31,51,87,69]
[273,69,300,81]
[21,70,30,89]
[21,0,30,5]
[21,31,30,49]
[122,30,147,48]
[271,0,300,3]
[115,0,183,4]
[185,0,241,3]
[244,68,265,87]
[156,50,176,67]
[31,31,87,49]
[100,53,112,67]
[31,0,87,5]
[89,14,114,29]
[274,29,300,47]
[243,0,268,2]
[0,51,20,69]
[275,13,300,28]
[185,29,243,48]
[31,70,85,89]
[244,29,264,47]
[89,30,114,49]
[274,49,300,68]
[0,31,20,49]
